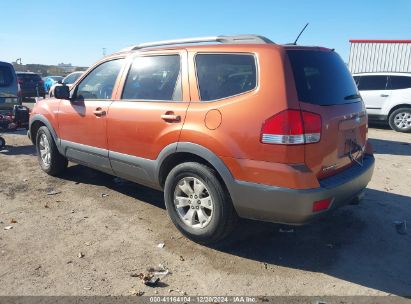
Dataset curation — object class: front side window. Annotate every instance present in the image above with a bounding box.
[122,55,181,101]
[389,76,411,90]
[195,54,257,101]
[357,76,388,91]
[76,59,124,99]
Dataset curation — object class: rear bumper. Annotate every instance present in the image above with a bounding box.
[230,154,375,224]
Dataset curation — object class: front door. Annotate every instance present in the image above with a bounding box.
[57,58,125,172]
[106,51,190,186]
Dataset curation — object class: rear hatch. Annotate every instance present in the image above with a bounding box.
[287,49,367,179]
[17,73,43,92]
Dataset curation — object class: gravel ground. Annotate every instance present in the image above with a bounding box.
[0,124,410,297]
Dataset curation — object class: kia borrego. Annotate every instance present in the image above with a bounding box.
[28,35,375,243]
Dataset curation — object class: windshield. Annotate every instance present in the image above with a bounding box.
[50,76,63,81]
[287,50,359,105]
[63,73,82,84]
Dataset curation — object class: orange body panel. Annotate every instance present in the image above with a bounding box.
[107,50,190,159]
[31,42,371,191]
[58,99,112,149]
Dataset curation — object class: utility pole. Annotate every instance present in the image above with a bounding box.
[16,58,22,65]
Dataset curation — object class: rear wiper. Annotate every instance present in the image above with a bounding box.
[344,94,361,100]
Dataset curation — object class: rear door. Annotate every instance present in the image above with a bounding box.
[388,75,411,105]
[287,49,367,179]
[356,75,391,113]
[107,50,189,185]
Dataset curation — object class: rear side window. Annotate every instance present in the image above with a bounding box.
[389,76,411,90]
[356,76,388,91]
[122,55,181,101]
[0,66,13,87]
[287,50,359,105]
[76,59,124,100]
[195,54,257,101]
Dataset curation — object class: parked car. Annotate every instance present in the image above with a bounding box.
[44,76,64,93]
[16,72,46,99]
[353,72,411,132]
[49,72,84,97]
[29,35,375,243]
[0,61,21,110]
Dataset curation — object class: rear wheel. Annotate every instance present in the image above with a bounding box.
[164,162,237,244]
[389,108,411,133]
[36,126,68,176]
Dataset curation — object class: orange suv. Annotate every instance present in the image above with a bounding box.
[29,35,375,243]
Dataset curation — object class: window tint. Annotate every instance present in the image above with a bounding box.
[195,54,257,101]
[17,73,42,81]
[389,76,411,90]
[353,76,360,86]
[356,76,388,91]
[287,50,359,105]
[77,59,124,99]
[0,66,13,87]
[122,55,181,101]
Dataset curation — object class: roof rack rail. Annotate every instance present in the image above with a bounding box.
[121,34,274,52]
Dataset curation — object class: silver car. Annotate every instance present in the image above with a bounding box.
[49,71,84,97]
[0,61,20,110]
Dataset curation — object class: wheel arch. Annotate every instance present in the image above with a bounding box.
[157,142,235,198]
[388,104,411,119]
[29,114,59,145]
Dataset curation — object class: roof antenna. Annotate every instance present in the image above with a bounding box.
[293,23,309,45]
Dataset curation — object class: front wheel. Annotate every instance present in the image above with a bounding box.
[389,108,411,133]
[164,162,237,244]
[36,126,68,176]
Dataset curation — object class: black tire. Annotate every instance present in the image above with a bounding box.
[35,126,68,176]
[164,162,237,244]
[0,137,5,149]
[389,108,411,133]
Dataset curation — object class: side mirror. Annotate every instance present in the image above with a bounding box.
[54,85,70,100]
[57,80,63,84]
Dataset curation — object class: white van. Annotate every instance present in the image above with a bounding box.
[353,73,411,132]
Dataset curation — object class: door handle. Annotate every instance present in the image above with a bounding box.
[93,108,106,117]
[161,113,181,122]
[380,94,389,97]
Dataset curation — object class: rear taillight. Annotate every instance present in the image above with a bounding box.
[260,109,321,145]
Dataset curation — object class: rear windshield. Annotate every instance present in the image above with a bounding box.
[0,66,13,87]
[287,50,359,105]
[17,73,42,81]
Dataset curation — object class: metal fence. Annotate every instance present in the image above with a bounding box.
[348,40,411,73]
